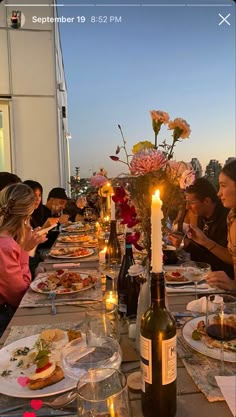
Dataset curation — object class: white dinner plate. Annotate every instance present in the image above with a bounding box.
[49,248,94,259]
[182,317,236,362]
[0,334,76,398]
[30,272,95,295]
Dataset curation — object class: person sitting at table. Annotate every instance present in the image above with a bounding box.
[0,183,47,336]
[23,180,59,278]
[0,172,21,191]
[168,177,234,277]
[188,160,236,291]
[23,180,58,229]
[37,187,69,250]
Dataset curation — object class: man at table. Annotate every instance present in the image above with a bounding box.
[169,178,234,277]
[38,187,69,250]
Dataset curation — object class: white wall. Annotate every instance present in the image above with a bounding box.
[0,0,70,199]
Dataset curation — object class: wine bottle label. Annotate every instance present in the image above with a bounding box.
[140,334,176,390]
[140,334,152,386]
[162,335,176,385]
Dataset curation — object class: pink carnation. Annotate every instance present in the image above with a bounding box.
[168,118,191,139]
[150,110,169,124]
[179,169,195,189]
[90,174,107,187]
[166,161,191,182]
[130,149,167,176]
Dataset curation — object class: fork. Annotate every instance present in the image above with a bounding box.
[49,291,57,315]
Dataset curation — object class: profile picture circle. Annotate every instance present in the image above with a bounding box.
[8,10,25,29]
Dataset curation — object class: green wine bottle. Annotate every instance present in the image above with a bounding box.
[140,271,177,417]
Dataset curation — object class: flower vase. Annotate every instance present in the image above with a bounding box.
[135,260,151,353]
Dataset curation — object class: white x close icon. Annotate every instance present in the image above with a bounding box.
[218,13,231,26]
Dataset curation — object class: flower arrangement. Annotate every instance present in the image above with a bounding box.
[90,167,113,217]
[110,110,194,257]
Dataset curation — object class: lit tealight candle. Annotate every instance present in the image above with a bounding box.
[105,291,118,308]
[151,189,164,273]
[99,246,107,264]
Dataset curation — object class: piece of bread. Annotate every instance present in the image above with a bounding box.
[67,329,82,342]
[28,365,64,390]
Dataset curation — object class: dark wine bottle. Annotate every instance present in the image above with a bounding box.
[105,220,121,267]
[141,271,177,417]
[117,228,140,317]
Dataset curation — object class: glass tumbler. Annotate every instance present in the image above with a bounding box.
[77,368,131,417]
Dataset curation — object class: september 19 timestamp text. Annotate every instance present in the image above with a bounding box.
[32,16,122,24]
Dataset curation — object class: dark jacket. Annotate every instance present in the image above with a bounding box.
[186,201,234,278]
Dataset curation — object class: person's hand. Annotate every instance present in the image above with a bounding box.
[206,271,236,291]
[187,224,209,247]
[42,217,59,228]
[59,214,69,224]
[22,227,47,252]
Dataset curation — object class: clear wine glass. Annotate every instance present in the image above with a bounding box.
[84,207,94,222]
[181,261,211,300]
[206,294,236,387]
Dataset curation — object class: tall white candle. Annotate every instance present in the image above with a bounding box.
[111,197,115,220]
[151,189,163,273]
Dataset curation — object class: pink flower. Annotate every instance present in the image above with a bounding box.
[179,169,195,189]
[150,110,169,124]
[90,174,107,187]
[130,149,167,175]
[168,118,191,139]
[166,161,191,183]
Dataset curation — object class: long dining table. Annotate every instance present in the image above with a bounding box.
[0,227,235,417]
[0,291,234,416]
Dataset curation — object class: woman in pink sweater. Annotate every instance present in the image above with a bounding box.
[0,183,46,336]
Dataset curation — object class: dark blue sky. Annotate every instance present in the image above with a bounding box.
[58,1,235,177]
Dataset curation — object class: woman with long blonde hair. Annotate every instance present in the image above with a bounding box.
[0,183,47,335]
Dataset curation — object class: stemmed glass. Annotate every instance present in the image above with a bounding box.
[181,261,211,299]
[206,294,236,386]
[84,207,94,222]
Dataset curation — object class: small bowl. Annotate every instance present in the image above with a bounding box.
[62,335,122,380]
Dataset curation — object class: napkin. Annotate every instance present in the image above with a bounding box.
[186,295,222,313]
[215,376,236,416]
[166,283,210,294]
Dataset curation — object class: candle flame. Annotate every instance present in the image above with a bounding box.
[152,189,162,205]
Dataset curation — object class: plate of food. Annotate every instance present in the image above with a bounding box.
[30,271,97,294]
[164,268,190,285]
[49,247,94,259]
[0,328,83,398]
[182,317,236,362]
[62,222,92,233]
[57,235,91,244]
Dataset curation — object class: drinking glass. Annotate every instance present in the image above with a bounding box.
[181,261,211,299]
[86,301,120,341]
[77,368,131,417]
[84,207,95,222]
[206,294,236,387]
[62,336,122,381]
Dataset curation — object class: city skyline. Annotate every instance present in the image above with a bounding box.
[58,1,235,178]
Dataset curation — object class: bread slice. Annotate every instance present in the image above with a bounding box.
[28,365,64,390]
